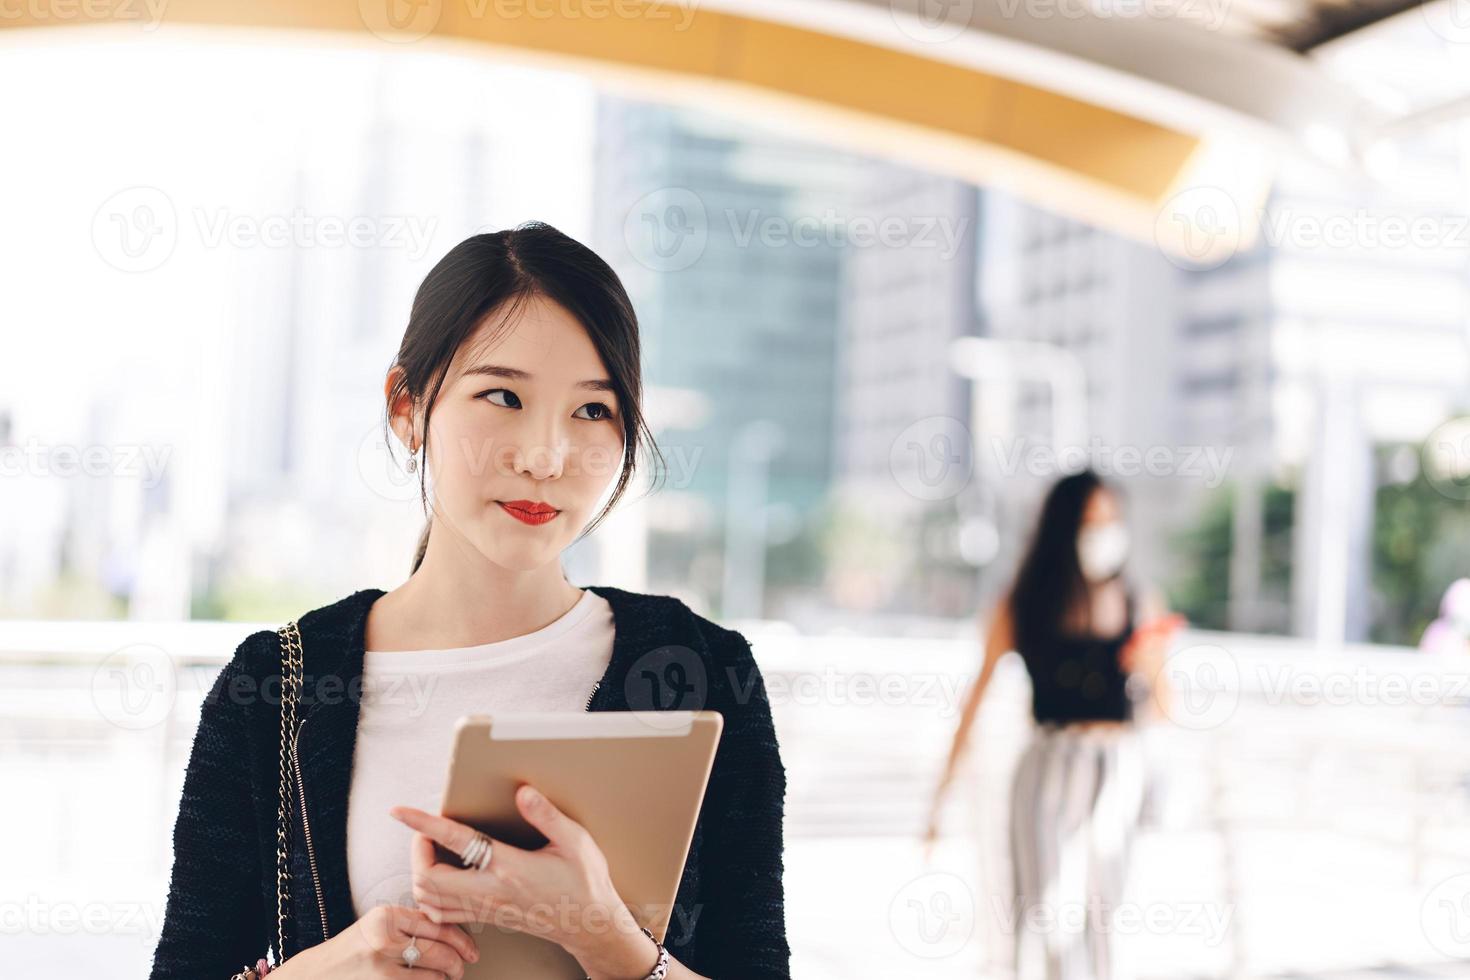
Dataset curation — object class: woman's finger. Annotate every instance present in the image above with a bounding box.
[410,829,451,881]
[417,903,486,925]
[384,935,468,979]
[399,811,539,905]
[408,827,516,912]
[406,832,464,910]
[390,806,482,860]
[414,880,503,924]
[514,784,586,850]
[394,906,481,965]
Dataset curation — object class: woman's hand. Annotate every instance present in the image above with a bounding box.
[1120,613,1186,674]
[269,903,478,980]
[921,802,942,864]
[920,770,953,864]
[1122,609,1186,722]
[390,785,660,977]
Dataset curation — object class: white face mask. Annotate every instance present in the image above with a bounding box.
[1077,521,1129,582]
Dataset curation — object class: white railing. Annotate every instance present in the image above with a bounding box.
[3,621,1468,978]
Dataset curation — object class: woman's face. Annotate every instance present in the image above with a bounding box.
[1076,486,1129,582]
[397,293,626,572]
[1081,486,1121,527]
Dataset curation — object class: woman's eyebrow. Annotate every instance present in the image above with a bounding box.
[461,363,615,393]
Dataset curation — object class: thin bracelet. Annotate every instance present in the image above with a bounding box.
[582,925,668,980]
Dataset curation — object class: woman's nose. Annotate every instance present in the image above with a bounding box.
[512,434,568,481]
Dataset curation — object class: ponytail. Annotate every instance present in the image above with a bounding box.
[411,520,431,573]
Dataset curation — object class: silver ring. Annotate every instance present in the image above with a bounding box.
[460,831,493,870]
[401,936,421,968]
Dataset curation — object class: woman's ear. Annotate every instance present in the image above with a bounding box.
[385,366,419,450]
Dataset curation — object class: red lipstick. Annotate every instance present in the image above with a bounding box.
[497,499,559,526]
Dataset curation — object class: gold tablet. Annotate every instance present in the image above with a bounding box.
[436,710,723,978]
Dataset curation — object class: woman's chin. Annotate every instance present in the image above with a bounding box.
[476,535,564,573]
[453,507,578,571]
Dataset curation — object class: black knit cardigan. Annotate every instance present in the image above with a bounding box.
[147,585,791,979]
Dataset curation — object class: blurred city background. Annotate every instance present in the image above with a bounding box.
[3,1,1470,977]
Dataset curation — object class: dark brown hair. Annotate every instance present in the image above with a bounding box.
[385,222,665,573]
[1008,469,1130,654]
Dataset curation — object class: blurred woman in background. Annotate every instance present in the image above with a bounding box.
[924,469,1182,980]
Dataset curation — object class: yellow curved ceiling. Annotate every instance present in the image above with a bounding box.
[4,0,1290,259]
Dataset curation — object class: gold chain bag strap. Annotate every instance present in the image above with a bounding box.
[230,620,304,980]
[275,621,305,963]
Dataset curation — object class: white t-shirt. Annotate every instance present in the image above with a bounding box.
[345,588,615,918]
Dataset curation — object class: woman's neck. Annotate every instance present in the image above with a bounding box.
[365,533,584,652]
[1060,577,1129,637]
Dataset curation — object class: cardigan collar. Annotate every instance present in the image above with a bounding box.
[288,584,701,940]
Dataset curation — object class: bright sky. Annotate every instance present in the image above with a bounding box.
[0,28,596,450]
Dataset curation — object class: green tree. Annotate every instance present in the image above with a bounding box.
[1169,481,1295,634]
[1372,445,1470,645]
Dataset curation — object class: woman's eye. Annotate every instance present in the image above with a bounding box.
[573,402,615,422]
[481,389,521,409]
[481,390,613,421]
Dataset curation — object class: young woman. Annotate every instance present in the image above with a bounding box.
[149,223,791,980]
[924,470,1179,980]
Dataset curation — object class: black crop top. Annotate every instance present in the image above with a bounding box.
[1017,591,1136,725]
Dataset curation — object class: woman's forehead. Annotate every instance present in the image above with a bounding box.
[454,296,608,382]
[1082,488,1120,521]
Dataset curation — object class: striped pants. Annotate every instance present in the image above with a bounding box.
[1008,723,1146,980]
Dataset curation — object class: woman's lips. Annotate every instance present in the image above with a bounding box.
[497,501,560,526]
